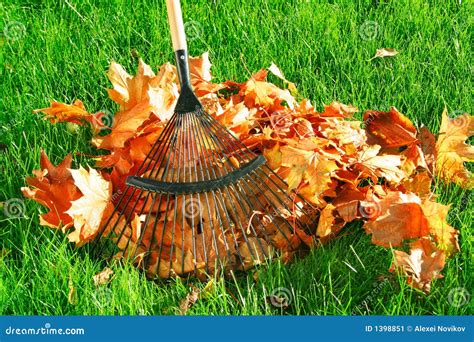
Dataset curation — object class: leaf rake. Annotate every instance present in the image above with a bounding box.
[92,0,318,279]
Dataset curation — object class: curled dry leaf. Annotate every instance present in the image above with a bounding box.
[179,281,214,315]
[370,48,399,60]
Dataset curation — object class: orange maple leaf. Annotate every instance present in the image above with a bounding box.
[363,191,430,248]
[21,151,81,229]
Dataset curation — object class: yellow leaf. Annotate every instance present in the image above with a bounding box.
[435,108,474,188]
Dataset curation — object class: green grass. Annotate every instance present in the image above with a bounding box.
[0,0,472,315]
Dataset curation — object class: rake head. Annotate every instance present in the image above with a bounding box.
[92,102,318,278]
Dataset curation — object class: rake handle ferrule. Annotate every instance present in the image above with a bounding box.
[175,49,191,88]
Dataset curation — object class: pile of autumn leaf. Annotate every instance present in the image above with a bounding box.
[22,53,473,293]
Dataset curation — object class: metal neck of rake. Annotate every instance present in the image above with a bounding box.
[175,49,191,88]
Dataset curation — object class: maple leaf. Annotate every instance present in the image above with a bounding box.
[21,151,81,229]
[435,109,474,189]
[279,144,339,204]
[363,107,418,148]
[390,238,445,293]
[417,126,437,173]
[66,166,112,246]
[34,100,110,134]
[189,51,212,82]
[34,100,91,125]
[421,198,459,255]
[242,79,295,110]
[316,204,345,242]
[363,191,430,248]
[355,145,406,183]
[96,59,180,150]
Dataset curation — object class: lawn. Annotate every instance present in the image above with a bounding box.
[0,0,472,315]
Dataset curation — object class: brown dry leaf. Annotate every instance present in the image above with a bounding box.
[189,51,212,82]
[279,144,339,204]
[390,238,445,293]
[93,267,114,286]
[400,172,432,198]
[363,191,429,248]
[179,286,200,315]
[435,108,474,189]
[370,48,399,60]
[66,167,113,246]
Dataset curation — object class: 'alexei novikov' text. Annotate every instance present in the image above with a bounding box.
[414,325,465,332]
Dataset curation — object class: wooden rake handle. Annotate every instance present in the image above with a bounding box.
[166,0,187,51]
